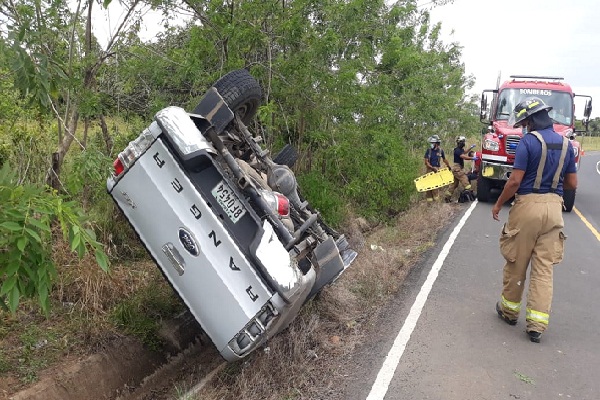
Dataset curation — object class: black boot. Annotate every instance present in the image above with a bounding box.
[527,331,542,343]
[496,302,517,326]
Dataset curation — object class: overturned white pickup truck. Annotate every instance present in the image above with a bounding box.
[107,69,357,361]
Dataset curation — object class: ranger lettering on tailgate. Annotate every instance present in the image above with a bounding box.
[155,147,260,303]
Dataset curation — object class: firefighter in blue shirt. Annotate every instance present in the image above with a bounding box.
[492,97,577,343]
[423,135,450,202]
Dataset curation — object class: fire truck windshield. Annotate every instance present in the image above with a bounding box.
[495,89,574,126]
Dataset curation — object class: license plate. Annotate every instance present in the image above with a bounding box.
[211,180,247,223]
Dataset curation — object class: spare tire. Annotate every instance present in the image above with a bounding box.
[193,69,262,125]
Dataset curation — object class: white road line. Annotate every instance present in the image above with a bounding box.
[366,200,478,400]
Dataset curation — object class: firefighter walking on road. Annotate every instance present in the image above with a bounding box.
[492,97,577,343]
[444,136,478,202]
[423,135,451,202]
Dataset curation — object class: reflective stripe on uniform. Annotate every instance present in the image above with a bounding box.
[529,131,569,192]
[501,295,521,312]
[526,308,549,325]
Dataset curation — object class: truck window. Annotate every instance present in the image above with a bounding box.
[547,93,573,125]
[495,89,573,126]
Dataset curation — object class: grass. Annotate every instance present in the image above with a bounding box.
[514,371,535,385]
[110,279,185,350]
[582,135,600,152]
[0,248,180,392]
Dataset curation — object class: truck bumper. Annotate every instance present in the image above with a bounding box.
[480,160,513,181]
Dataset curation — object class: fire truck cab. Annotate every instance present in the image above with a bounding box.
[477,75,592,212]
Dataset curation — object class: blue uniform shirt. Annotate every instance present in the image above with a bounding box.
[453,147,465,167]
[425,147,446,168]
[513,128,576,196]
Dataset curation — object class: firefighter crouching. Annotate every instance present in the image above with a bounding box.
[492,97,577,343]
[423,135,451,202]
[445,136,478,202]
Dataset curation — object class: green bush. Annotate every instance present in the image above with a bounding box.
[63,149,112,205]
[0,164,109,314]
[297,171,346,227]
[318,125,422,221]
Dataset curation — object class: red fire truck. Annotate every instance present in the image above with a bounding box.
[477,75,592,212]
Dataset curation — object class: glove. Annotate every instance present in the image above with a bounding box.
[472,156,479,161]
[469,144,476,149]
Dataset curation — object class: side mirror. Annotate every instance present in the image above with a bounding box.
[584,99,593,119]
[480,94,488,121]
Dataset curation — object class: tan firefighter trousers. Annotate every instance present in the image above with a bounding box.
[425,166,440,201]
[446,164,471,199]
[498,193,566,333]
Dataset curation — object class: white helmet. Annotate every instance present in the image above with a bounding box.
[427,135,441,144]
[456,136,466,144]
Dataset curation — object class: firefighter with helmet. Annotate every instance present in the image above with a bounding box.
[444,136,478,202]
[492,97,577,343]
[423,134,450,202]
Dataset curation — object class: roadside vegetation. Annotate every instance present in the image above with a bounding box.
[581,135,600,152]
[1,0,599,398]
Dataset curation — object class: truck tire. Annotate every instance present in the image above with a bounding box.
[273,144,298,168]
[193,69,262,125]
[563,189,575,212]
[477,175,492,202]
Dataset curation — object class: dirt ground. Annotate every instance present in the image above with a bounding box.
[1,199,465,400]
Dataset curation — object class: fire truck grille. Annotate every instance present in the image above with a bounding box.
[505,135,520,155]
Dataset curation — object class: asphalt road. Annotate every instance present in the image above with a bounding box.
[343,152,600,400]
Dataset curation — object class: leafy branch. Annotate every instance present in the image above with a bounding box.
[0,164,109,315]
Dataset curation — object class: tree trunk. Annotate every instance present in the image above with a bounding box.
[49,152,60,191]
[99,114,113,155]
[46,110,79,189]
[83,117,89,148]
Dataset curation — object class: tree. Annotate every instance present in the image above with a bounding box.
[0,0,143,188]
[97,0,474,218]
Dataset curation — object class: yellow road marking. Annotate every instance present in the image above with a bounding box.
[574,207,600,242]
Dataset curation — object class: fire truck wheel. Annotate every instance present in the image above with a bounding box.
[477,175,492,202]
[563,189,575,213]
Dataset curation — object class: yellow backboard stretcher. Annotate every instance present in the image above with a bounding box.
[414,169,454,192]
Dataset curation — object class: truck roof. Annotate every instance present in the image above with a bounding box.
[500,75,573,93]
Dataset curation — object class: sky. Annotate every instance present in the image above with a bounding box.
[428,0,600,119]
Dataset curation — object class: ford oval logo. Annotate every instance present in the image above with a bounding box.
[178,228,200,257]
